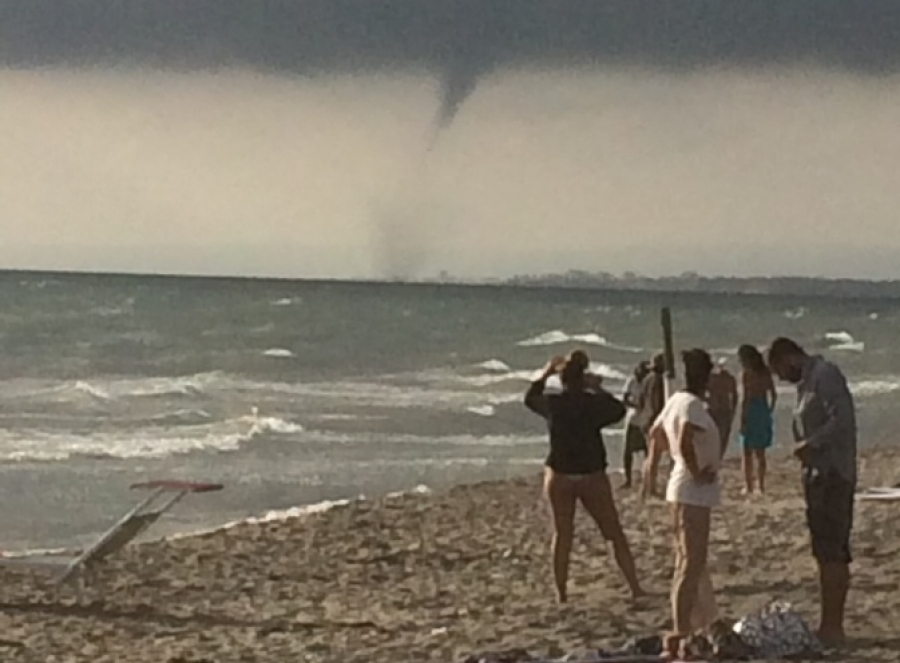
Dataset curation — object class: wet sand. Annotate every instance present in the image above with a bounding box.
[1,448,899,662]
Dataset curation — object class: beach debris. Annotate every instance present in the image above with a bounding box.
[733,600,823,659]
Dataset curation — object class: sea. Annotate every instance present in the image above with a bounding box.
[1,271,897,552]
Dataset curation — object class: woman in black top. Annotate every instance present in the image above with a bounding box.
[526,351,645,603]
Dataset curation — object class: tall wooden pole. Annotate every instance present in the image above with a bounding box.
[661,307,676,399]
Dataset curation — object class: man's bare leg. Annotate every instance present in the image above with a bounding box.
[818,562,850,645]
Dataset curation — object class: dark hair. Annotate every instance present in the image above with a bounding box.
[569,349,590,370]
[681,348,713,396]
[767,337,806,365]
[635,361,651,380]
[559,351,590,390]
[738,344,768,374]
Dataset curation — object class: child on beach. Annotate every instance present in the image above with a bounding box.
[525,351,645,603]
[738,344,777,495]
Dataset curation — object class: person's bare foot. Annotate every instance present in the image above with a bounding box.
[662,632,683,658]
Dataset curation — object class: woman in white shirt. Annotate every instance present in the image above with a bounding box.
[644,349,720,657]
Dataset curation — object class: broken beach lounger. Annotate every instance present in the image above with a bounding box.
[858,486,900,502]
[0,480,223,596]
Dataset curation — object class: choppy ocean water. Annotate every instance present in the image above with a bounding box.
[1,272,897,550]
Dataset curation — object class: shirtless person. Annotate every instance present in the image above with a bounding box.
[707,358,738,457]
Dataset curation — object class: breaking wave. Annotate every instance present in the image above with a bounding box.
[825,331,865,352]
[517,330,642,353]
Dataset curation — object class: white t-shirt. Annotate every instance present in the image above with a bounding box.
[656,391,721,508]
[622,376,642,428]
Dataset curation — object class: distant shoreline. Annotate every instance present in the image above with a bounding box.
[3,267,900,301]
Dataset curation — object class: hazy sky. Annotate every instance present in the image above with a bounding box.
[1,3,899,280]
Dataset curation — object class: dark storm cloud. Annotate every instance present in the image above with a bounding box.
[1,1,899,74]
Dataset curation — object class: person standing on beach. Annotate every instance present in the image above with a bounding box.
[636,354,667,497]
[621,361,651,489]
[706,358,738,457]
[525,351,645,603]
[767,337,857,645]
[636,353,666,435]
[644,349,721,655]
[738,345,777,495]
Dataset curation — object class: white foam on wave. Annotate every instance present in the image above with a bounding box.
[589,362,628,381]
[3,372,225,404]
[456,370,538,387]
[825,331,865,352]
[851,380,900,397]
[517,330,642,353]
[170,484,433,542]
[487,393,523,406]
[460,360,627,389]
[10,373,224,404]
[477,359,511,372]
[466,405,496,417]
[271,297,300,306]
[263,348,294,358]
[0,412,304,462]
[826,331,855,345]
[248,415,304,436]
[784,307,807,319]
[238,498,356,525]
[300,429,622,447]
[74,381,112,401]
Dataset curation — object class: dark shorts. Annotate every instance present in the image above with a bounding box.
[803,466,855,564]
[625,424,647,455]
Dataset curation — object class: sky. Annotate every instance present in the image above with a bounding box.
[1,2,899,281]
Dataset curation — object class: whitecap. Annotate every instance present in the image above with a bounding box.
[517,330,571,346]
[263,348,294,358]
[247,415,304,436]
[240,499,354,525]
[517,330,642,353]
[784,307,807,319]
[571,333,611,345]
[271,298,299,306]
[851,380,900,396]
[831,342,865,352]
[825,331,855,345]
[466,405,496,417]
[73,381,112,401]
[589,362,628,381]
[477,359,511,372]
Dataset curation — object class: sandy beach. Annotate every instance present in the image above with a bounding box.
[1,448,899,662]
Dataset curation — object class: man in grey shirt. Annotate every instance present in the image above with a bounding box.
[767,337,856,646]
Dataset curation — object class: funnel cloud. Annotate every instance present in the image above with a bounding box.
[1,3,900,280]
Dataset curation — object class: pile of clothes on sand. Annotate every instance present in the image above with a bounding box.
[462,601,824,663]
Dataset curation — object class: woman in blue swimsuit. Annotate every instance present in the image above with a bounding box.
[738,344,777,495]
